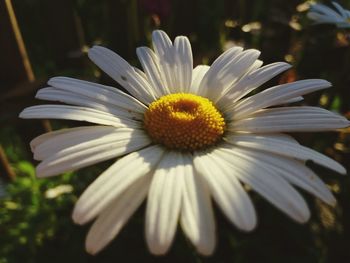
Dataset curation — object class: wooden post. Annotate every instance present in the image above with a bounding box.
[0,0,35,88]
[0,0,37,180]
[0,146,16,181]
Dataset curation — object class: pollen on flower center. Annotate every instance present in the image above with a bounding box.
[144,93,226,151]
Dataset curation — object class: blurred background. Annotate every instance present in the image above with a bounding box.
[1,0,350,262]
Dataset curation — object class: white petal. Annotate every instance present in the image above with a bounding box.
[36,131,151,177]
[133,66,148,80]
[197,47,242,96]
[72,145,164,225]
[345,9,350,18]
[33,126,142,160]
[36,88,143,121]
[180,154,216,256]
[88,46,156,104]
[200,48,261,101]
[213,146,310,223]
[307,2,350,26]
[246,59,263,73]
[152,30,177,92]
[228,106,349,132]
[218,62,291,109]
[228,79,331,119]
[222,58,264,101]
[19,105,140,128]
[225,133,346,174]
[30,126,97,152]
[307,12,338,24]
[311,3,343,19]
[229,147,336,205]
[85,175,150,255]
[146,151,184,255]
[47,77,147,113]
[152,30,173,60]
[190,65,210,94]
[278,96,304,104]
[173,36,193,92]
[136,47,169,97]
[151,31,193,93]
[194,152,257,231]
[332,2,348,18]
[336,22,350,28]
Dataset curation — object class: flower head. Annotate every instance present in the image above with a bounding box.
[20,30,349,256]
[307,1,350,28]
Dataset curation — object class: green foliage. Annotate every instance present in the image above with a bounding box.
[0,161,77,263]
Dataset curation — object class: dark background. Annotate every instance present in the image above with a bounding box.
[1,0,350,262]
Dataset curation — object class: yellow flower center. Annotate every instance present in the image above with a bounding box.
[144,93,226,151]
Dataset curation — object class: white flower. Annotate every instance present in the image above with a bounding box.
[20,30,349,256]
[307,1,350,28]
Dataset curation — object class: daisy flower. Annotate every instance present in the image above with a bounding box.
[20,30,349,256]
[307,1,350,28]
